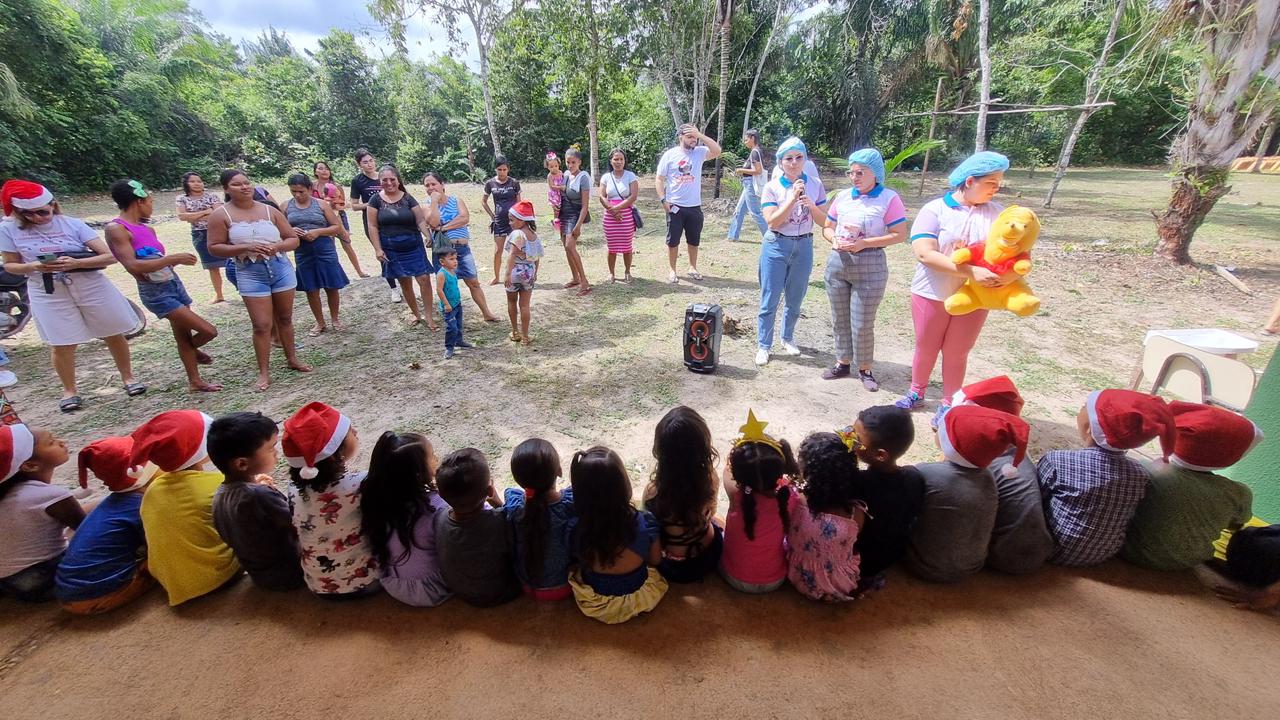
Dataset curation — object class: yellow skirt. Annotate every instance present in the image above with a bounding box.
[568,567,668,624]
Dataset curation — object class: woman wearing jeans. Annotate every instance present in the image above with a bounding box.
[756,136,827,367]
[820,148,908,391]
[897,151,1011,426]
[727,129,769,242]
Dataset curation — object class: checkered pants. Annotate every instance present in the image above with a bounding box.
[824,248,888,366]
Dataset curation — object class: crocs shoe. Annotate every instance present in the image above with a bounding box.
[859,370,880,392]
[930,404,952,429]
[895,390,924,410]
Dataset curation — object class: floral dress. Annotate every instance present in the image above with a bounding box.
[286,471,379,595]
[786,495,867,601]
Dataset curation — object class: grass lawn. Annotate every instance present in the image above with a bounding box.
[9,166,1278,498]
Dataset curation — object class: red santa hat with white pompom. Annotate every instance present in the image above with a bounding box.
[1,180,54,216]
[282,402,351,480]
[0,423,36,481]
[128,410,213,476]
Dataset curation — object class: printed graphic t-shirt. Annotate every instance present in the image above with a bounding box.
[657,145,710,208]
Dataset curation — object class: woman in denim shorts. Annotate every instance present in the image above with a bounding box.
[207,169,312,391]
[105,179,222,393]
[422,171,498,322]
[175,172,227,303]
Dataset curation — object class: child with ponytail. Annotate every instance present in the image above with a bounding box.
[719,410,799,594]
[503,438,575,600]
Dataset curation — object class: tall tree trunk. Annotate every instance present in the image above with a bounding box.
[1251,118,1276,172]
[712,0,733,199]
[1154,166,1230,264]
[584,0,602,180]
[1044,0,1125,208]
[743,0,784,134]
[974,0,992,152]
[659,72,683,128]
[476,40,502,157]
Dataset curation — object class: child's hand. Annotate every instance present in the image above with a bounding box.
[253,473,276,487]
[486,483,503,509]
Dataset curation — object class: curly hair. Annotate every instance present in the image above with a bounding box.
[360,432,438,568]
[646,406,717,556]
[569,446,636,570]
[510,438,562,583]
[797,432,860,517]
[727,439,797,540]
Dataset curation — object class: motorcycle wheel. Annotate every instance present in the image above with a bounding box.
[124,299,148,340]
[0,290,31,340]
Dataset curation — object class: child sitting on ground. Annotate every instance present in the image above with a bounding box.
[435,248,473,359]
[55,437,158,614]
[720,410,798,594]
[361,431,451,607]
[907,405,1028,583]
[283,402,379,598]
[1037,389,1175,566]
[0,424,82,601]
[950,376,1054,575]
[566,446,667,623]
[209,412,304,592]
[504,201,544,345]
[134,410,242,605]
[846,405,925,587]
[435,448,518,607]
[503,438,575,601]
[1210,524,1280,612]
[788,431,867,602]
[643,406,723,583]
[1123,401,1259,571]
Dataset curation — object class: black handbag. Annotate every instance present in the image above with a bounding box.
[607,173,642,229]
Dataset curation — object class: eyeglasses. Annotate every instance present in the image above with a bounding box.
[848,170,868,178]
[19,208,54,218]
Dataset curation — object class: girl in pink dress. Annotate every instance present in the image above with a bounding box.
[545,152,565,233]
[787,431,868,602]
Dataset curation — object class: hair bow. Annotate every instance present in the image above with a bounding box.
[837,426,860,453]
[524,487,536,500]
[127,180,148,198]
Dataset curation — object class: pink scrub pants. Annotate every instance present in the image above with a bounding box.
[909,294,988,400]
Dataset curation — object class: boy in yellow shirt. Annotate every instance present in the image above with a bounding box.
[133,410,241,605]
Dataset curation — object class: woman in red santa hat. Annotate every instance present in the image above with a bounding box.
[0,180,146,412]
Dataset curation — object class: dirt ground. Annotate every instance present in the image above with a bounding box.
[1,167,1277,717]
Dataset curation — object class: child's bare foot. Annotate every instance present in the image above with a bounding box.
[288,360,313,373]
[195,350,213,365]
[190,379,223,393]
[309,325,326,337]
[253,375,271,391]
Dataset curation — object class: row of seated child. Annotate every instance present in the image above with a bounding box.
[0,378,1275,622]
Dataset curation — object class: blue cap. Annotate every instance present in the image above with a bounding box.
[948,151,1010,188]
[775,136,807,162]
[846,148,885,185]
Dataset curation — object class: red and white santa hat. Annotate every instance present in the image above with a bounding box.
[80,436,153,493]
[951,375,1025,417]
[509,200,536,222]
[1085,389,1176,460]
[282,402,351,480]
[0,423,35,481]
[937,405,1030,470]
[129,410,213,475]
[1,180,54,216]
[1168,401,1263,471]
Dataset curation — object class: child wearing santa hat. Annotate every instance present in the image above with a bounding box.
[0,424,83,601]
[1122,402,1260,571]
[282,402,380,597]
[950,376,1055,575]
[54,437,160,614]
[1037,389,1175,567]
[135,410,242,606]
[906,405,1030,583]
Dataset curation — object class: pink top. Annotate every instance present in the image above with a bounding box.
[547,172,564,209]
[110,218,165,256]
[786,495,865,601]
[721,487,799,585]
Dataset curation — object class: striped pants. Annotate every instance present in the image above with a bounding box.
[824,248,888,366]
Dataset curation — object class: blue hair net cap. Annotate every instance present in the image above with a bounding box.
[776,136,807,162]
[846,148,886,185]
[948,151,1010,188]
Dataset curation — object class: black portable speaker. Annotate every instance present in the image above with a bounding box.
[683,303,723,373]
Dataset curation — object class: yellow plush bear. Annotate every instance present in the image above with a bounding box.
[944,205,1041,317]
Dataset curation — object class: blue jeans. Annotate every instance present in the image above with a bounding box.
[442,303,463,348]
[757,232,814,349]
[728,181,768,241]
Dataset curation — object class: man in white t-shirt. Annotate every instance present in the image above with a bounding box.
[655,123,721,284]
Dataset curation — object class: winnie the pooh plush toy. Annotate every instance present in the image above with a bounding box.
[944,205,1041,317]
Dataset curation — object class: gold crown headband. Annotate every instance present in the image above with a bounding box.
[732,409,784,455]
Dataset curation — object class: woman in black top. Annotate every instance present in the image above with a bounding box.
[481,156,522,286]
[366,164,441,328]
[349,149,400,299]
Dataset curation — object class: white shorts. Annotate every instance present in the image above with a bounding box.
[29,272,138,346]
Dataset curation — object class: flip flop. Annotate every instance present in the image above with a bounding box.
[687,270,704,281]
[59,396,83,413]
[509,331,521,342]
[125,382,148,397]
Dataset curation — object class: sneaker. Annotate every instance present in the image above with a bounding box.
[443,347,455,359]
[755,348,770,366]
[781,341,801,356]
[390,287,403,303]
[668,271,679,284]
[859,369,880,392]
[895,390,924,410]
[930,404,951,429]
[822,363,851,380]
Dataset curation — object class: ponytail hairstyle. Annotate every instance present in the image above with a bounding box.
[377,164,404,193]
[569,446,636,569]
[509,438,562,583]
[219,168,246,202]
[360,431,437,568]
[648,406,717,551]
[796,432,859,517]
[727,439,797,540]
[287,173,312,189]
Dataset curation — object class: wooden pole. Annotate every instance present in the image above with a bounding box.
[919,76,945,197]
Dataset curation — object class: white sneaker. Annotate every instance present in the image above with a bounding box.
[782,341,801,356]
[390,287,403,303]
[755,348,770,366]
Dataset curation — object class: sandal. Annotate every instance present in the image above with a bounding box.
[59,395,83,413]
[125,382,148,397]
[687,270,704,281]
[509,331,521,342]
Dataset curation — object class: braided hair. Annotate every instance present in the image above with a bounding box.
[727,439,797,540]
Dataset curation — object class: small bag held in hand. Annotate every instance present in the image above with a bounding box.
[431,229,452,254]
[632,206,644,230]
